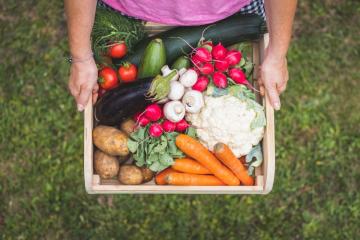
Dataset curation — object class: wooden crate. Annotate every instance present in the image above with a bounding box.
[83,24,275,194]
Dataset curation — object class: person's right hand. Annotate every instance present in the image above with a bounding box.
[68,57,99,112]
[258,51,289,111]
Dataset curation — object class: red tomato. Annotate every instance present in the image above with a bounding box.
[108,42,127,58]
[118,63,137,82]
[98,67,119,90]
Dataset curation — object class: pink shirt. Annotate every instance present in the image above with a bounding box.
[102,0,252,26]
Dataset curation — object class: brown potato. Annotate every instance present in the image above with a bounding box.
[120,119,136,136]
[118,154,130,164]
[93,125,129,156]
[141,167,154,183]
[118,165,143,185]
[94,150,119,179]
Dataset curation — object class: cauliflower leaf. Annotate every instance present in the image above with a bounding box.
[245,144,264,176]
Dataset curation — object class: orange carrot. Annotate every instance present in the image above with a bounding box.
[155,168,177,185]
[172,158,211,175]
[165,172,225,186]
[175,134,240,186]
[214,143,254,186]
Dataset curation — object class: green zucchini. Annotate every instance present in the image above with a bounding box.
[138,38,166,78]
[114,14,265,68]
[171,56,190,70]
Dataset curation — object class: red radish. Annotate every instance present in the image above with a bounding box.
[175,119,189,132]
[193,47,212,63]
[134,112,150,127]
[212,71,228,88]
[212,43,227,60]
[214,59,229,72]
[133,112,142,121]
[144,104,162,122]
[162,120,176,132]
[201,41,213,52]
[191,55,202,66]
[225,50,242,66]
[229,68,247,85]
[189,67,200,76]
[229,68,258,91]
[138,116,150,127]
[149,123,163,137]
[159,107,164,119]
[192,75,209,92]
[198,62,214,75]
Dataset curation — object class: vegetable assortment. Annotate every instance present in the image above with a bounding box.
[91,15,267,186]
[113,14,265,68]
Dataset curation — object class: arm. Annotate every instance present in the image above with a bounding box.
[260,0,297,110]
[64,0,98,111]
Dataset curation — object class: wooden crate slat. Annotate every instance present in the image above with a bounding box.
[259,33,275,193]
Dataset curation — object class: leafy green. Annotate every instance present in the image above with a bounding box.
[230,42,254,79]
[229,85,256,100]
[242,60,254,79]
[246,144,263,166]
[206,83,228,97]
[186,127,197,138]
[91,6,146,65]
[250,111,266,129]
[245,144,263,176]
[127,126,198,172]
[127,139,138,153]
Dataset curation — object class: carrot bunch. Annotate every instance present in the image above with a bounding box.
[155,134,254,186]
[155,159,225,186]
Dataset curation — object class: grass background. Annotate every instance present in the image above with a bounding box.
[0,1,359,239]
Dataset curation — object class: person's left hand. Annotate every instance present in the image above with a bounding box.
[258,52,289,111]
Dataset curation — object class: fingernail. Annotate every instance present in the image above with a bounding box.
[274,102,281,111]
[77,104,84,112]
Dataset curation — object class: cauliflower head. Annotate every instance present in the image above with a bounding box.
[186,95,265,157]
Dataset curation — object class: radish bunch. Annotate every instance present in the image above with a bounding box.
[134,103,190,138]
[190,41,253,90]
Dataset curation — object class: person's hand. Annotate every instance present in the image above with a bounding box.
[68,57,99,112]
[258,51,289,111]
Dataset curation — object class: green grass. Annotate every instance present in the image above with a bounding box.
[0,1,359,239]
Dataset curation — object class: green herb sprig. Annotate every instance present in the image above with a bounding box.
[91,6,146,65]
[127,126,197,172]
